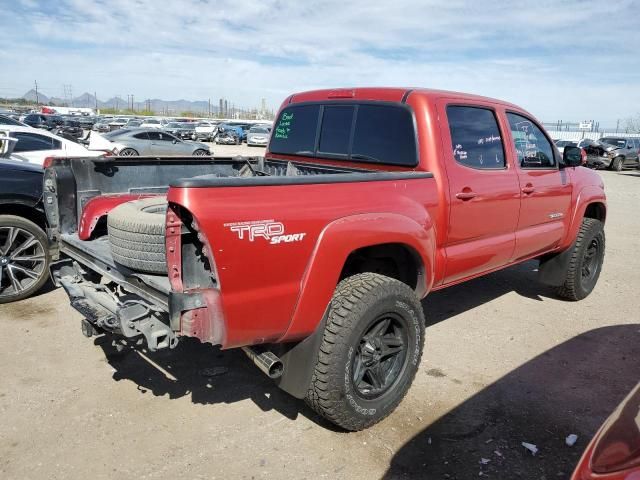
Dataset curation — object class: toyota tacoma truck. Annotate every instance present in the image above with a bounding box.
[43,88,607,431]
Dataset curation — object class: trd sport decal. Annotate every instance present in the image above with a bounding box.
[224,219,307,245]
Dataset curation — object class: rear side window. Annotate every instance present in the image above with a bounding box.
[12,132,59,152]
[446,106,505,169]
[269,103,417,166]
[352,104,417,165]
[507,113,556,169]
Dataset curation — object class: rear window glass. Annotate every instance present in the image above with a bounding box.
[269,103,417,166]
[319,106,354,155]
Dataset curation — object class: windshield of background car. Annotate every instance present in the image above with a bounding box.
[555,141,576,147]
[269,102,417,166]
[250,127,269,133]
[600,137,626,147]
[145,119,159,124]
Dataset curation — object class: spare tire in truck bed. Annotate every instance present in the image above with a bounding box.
[107,197,168,274]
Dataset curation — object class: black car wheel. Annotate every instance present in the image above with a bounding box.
[0,216,50,304]
[192,149,209,156]
[305,273,425,431]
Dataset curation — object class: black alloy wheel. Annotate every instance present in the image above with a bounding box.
[352,313,409,399]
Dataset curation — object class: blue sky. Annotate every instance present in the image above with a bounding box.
[1,0,639,124]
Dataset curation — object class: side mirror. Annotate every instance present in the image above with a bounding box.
[563,146,583,167]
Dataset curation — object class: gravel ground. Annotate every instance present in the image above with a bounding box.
[0,168,638,480]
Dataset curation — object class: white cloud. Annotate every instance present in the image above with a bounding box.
[1,0,639,123]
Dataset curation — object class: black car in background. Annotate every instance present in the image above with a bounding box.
[23,113,64,130]
[164,122,197,140]
[0,156,50,303]
[53,118,84,141]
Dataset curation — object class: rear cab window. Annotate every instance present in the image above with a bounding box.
[269,102,418,166]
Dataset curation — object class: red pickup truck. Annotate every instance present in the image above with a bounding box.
[44,88,606,431]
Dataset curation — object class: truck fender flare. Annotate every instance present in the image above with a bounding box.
[563,185,606,248]
[539,185,605,286]
[273,212,436,397]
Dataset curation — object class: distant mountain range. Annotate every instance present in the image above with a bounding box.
[20,89,220,114]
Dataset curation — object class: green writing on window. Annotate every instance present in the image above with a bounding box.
[274,112,293,139]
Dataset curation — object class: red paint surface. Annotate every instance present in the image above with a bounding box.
[571,383,640,480]
[78,194,157,240]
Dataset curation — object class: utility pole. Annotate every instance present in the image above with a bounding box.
[94,91,98,110]
[208,98,211,118]
[615,119,619,134]
[34,80,40,106]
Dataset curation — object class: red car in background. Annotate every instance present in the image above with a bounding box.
[572,383,640,479]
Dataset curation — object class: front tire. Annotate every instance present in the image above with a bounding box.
[192,149,209,156]
[0,215,50,304]
[556,218,605,301]
[305,273,425,431]
[612,157,623,171]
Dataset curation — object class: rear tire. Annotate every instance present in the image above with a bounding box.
[305,273,425,431]
[556,218,605,301]
[107,197,168,274]
[192,149,208,156]
[119,148,139,157]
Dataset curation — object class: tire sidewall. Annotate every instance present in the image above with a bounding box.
[575,223,605,298]
[338,289,423,425]
[613,157,623,171]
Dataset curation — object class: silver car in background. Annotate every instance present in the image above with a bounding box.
[88,128,211,156]
[246,125,271,147]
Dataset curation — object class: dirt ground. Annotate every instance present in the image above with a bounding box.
[1,165,639,480]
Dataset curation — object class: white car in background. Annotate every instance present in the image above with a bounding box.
[140,118,168,129]
[194,120,218,141]
[0,125,102,165]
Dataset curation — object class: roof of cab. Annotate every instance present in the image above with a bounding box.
[287,87,522,111]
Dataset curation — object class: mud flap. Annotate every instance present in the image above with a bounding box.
[538,242,575,287]
[273,309,329,399]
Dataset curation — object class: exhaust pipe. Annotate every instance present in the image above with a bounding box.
[241,346,284,379]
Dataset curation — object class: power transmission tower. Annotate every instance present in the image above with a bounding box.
[63,84,73,106]
[34,80,40,105]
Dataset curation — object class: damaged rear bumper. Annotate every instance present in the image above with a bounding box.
[50,257,221,351]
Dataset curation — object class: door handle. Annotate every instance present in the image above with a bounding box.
[455,190,477,200]
[522,184,535,194]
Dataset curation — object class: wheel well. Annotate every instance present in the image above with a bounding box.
[340,243,422,290]
[584,202,606,224]
[0,203,46,230]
